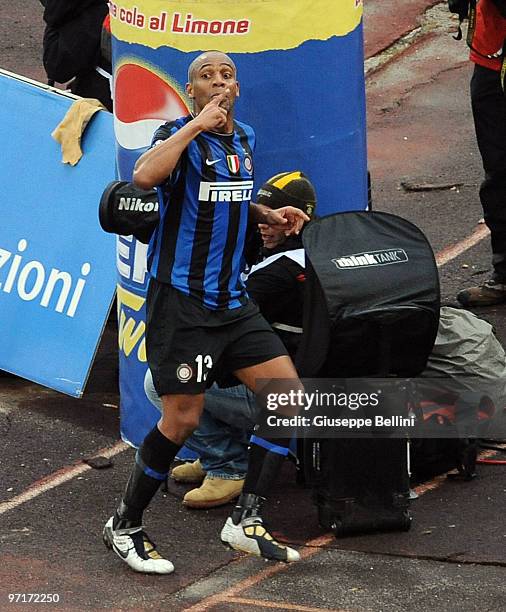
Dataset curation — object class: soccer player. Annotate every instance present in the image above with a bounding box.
[102,51,308,573]
[146,172,316,509]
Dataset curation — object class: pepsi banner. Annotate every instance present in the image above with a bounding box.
[111,0,367,446]
[0,72,117,397]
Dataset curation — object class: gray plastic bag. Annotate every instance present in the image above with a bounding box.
[422,307,506,408]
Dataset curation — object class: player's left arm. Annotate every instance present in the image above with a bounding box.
[249,203,309,236]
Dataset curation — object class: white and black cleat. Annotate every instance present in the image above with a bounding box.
[220,516,300,562]
[103,516,174,574]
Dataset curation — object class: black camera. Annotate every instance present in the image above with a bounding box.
[99,180,159,244]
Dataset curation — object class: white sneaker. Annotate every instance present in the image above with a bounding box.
[103,516,174,574]
[220,516,300,562]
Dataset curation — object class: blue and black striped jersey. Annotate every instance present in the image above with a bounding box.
[147,115,255,310]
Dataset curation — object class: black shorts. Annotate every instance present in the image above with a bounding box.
[146,279,288,396]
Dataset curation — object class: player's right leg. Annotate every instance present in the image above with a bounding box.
[104,279,210,574]
[103,393,204,574]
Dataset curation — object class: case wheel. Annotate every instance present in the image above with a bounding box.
[317,504,334,531]
[331,520,345,537]
[401,511,412,531]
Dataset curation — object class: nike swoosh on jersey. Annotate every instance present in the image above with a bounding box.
[205,158,221,166]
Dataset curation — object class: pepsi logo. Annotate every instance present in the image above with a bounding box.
[114,63,190,178]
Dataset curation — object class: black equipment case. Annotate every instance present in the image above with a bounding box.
[297,211,440,536]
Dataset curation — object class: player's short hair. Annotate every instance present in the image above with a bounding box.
[187,51,237,83]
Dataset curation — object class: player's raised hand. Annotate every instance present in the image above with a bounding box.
[195,92,229,131]
[264,206,310,236]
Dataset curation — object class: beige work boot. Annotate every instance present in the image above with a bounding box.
[183,476,244,509]
[457,279,506,307]
[171,459,206,483]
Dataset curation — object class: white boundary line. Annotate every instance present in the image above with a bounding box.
[435,224,490,268]
[0,441,128,515]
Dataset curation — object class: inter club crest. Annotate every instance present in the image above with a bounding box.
[176,363,193,383]
[244,154,253,174]
[226,154,240,174]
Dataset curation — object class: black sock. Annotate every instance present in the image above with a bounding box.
[242,435,291,498]
[114,426,180,528]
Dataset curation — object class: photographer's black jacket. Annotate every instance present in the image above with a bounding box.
[246,236,305,359]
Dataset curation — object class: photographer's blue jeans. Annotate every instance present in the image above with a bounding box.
[144,370,257,479]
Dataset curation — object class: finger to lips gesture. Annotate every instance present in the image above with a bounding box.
[197,92,229,131]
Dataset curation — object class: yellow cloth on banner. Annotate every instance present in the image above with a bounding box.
[52,98,106,166]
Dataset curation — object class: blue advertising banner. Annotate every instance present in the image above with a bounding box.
[0,72,117,397]
[110,0,368,446]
